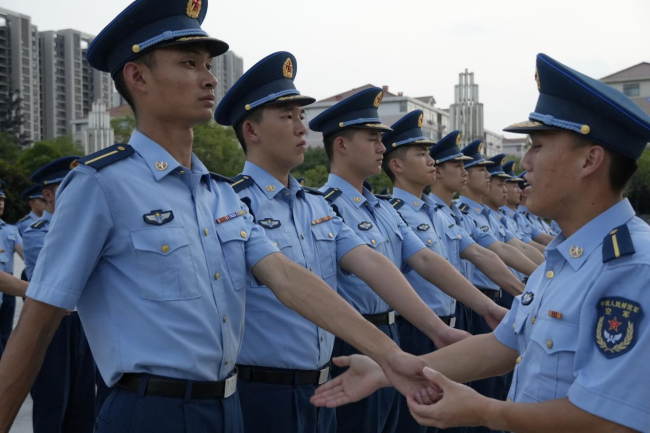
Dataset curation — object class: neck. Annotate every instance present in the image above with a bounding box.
[32,209,44,218]
[552,192,622,239]
[484,201,499,212]
[393,178,426,200]
[506,202,518,211]
[430,182,455,206]
[136,118,194,168]
[247,154,292,187]
[462,187,483,204]
[45,203,55,215]
[330,162,367,194]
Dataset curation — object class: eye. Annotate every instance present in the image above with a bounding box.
[206,63,213,69]
[184,60,196,67]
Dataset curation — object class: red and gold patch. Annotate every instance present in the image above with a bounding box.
[283,58,293,79]
[456,134,461,145]
[534,67,541,92]
[418,113,423,128]
[186,0,201,18]
[373,91,383,108]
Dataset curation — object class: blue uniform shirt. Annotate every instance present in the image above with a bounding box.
[499,206,532,243]
[234,162,364,370]
[519,205,555,236]
[22,212,52,280]
[392,188,456,317]
[514,205,543,240]
[494,199,650,432]
[457,197,504,291]
[0,219,22,276]
[320,175,425,315]
[16,212,39,236]
[26,131,279,386]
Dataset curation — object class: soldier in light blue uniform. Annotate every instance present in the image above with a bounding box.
[15,185,46,236]
[382,111,524,433]
[215,54,464,433]
[312,52,650,433]
[22,156,98,433]
[311,88,500,433]
[0,180,24,355]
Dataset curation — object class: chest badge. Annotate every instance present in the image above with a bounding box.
[521,291,534,305]
[417,224,430,231]
[596,297,643,359]
[358,221,373,231]
[143,210,174,225]
[481,225,489,232]
[259,218,281,229]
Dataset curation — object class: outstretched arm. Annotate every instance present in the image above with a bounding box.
[487,241,538,276]
[461,244,525,297]
[0,272,28,297]
[507,238,545,265]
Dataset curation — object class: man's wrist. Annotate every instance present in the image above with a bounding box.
[481,397,506,431]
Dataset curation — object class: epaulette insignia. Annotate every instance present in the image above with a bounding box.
[77,143,134,170]
[459,203,470,214]
[210,172,233,183]
[30,220,46,229]
[603,224,635,263]
[390,198,404,210]
[375,194,392,201]
[323,188,342,202]
[230,174,255,193]
[303,186,324,196]
[18,215,30,223]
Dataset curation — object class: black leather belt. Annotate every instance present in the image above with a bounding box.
[478,288,502,299]
[237,364,330,386]
[397,315,456,328]
[363,310,396,326]
[117,370,238,399]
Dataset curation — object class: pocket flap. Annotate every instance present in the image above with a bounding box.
[530,320,579,354]
[131,226,189,255]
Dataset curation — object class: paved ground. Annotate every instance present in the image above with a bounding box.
[9,254,33,433]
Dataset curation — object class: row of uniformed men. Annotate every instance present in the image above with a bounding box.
[1,0,649,432]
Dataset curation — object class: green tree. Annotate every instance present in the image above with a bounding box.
[16,136,84,175]
[0,88,31,148]
[192,121,246,176]
[0,159,31,223]
[627,149,650,215]
[111,114,136,143]
[0,132,20,164]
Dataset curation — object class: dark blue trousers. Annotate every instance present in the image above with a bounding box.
[0,293,16,347]
[237,377,335,433]
[331,322,400,433]
[30,312,96,433]
[96,385,243,433]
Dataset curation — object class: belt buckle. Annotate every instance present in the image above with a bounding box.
[318,366,330,385]
[224,371,238,398]
[387,311,396,325]
[449,317,457,328]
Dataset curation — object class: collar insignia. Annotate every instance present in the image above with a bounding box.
[155,161,168,171]
[259,218,281,229]
[417,223,430,231]
[312,215,333,226]
[569,246,584,259]
[266,185,276,192]
[216,209,246,224]
[353,197,362,203]
[521,291,534,305]
[143,209,174,225]
[596,297,643,358]
[186,0,202,19]
[358,221,373,231]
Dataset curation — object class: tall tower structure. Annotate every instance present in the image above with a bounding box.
[449,69,484,147]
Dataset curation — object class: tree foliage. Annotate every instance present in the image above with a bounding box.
[0,88,32,148]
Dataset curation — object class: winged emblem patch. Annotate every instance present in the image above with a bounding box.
[358,221,373,231]
[259,218,281,229]
[143,210,174,226]
[417,224,430,231]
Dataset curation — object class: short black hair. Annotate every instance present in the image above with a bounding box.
[323,128,358,161]
[233,108,265,154]
[382,146,411,183]
[113,51,157,115]
[571,134,637,192]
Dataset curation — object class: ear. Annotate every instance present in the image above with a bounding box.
[333,135,348,156]
[123,61,148,96]
[389,156,404,175]
[581,144,607,178]
[242,119,261,146]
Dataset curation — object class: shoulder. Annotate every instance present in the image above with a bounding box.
[76,143,134,171]
[29,219,48,230]
[389,198,405,210]
[209,172,233,184]
[603,219,650,265]
[18,214,31,223]
[458,203,470,214]
[230,174,255,193]
[322,187,343,202]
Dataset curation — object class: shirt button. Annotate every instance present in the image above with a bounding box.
[240,231,247,238]
[546,270,555,279]
[506,398,512,402]
[386,238,390,244]
[225,359,230,365]
[274,242,278,247]
[309,266,313,271]
[427,239,432,245]
[223,316,228,323]
[161,244,170,253]
[179,170,185,175]
[328,232,334,238]
[301,234,305,240]
[204,228,209,236]
[546,339,553,349]
[515,356,522,364]
[320,335,324,342]
[215,272,220,280]
[371,239,376,245]
[531,316,536,325]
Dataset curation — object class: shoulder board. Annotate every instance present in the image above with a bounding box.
[18,214,31,223]
[209,172,233,184]
[375,194,392,201]
[499,209,506,215]
[603,224,635,263]
[77,143,134,170]
[322,188,343,202]
[389,198,405,210]
[459,203,470,214]
[30,219,47,229]
[302,186,323,196]
[230,174,255,193]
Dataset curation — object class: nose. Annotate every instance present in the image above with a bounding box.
[426,154,435,166]
[521,147,532,171]
[203,67,217,89]
[295,117,307,136]
[377,141,386,155]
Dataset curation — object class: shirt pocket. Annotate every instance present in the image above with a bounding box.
[130,226,201,301]
[524,320,578,401]
[310,222,337,279]
[214,218,250,291]
[250,230,293,288]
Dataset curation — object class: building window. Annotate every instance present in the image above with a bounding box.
[399,101,407,112]
[623,83,640,97]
